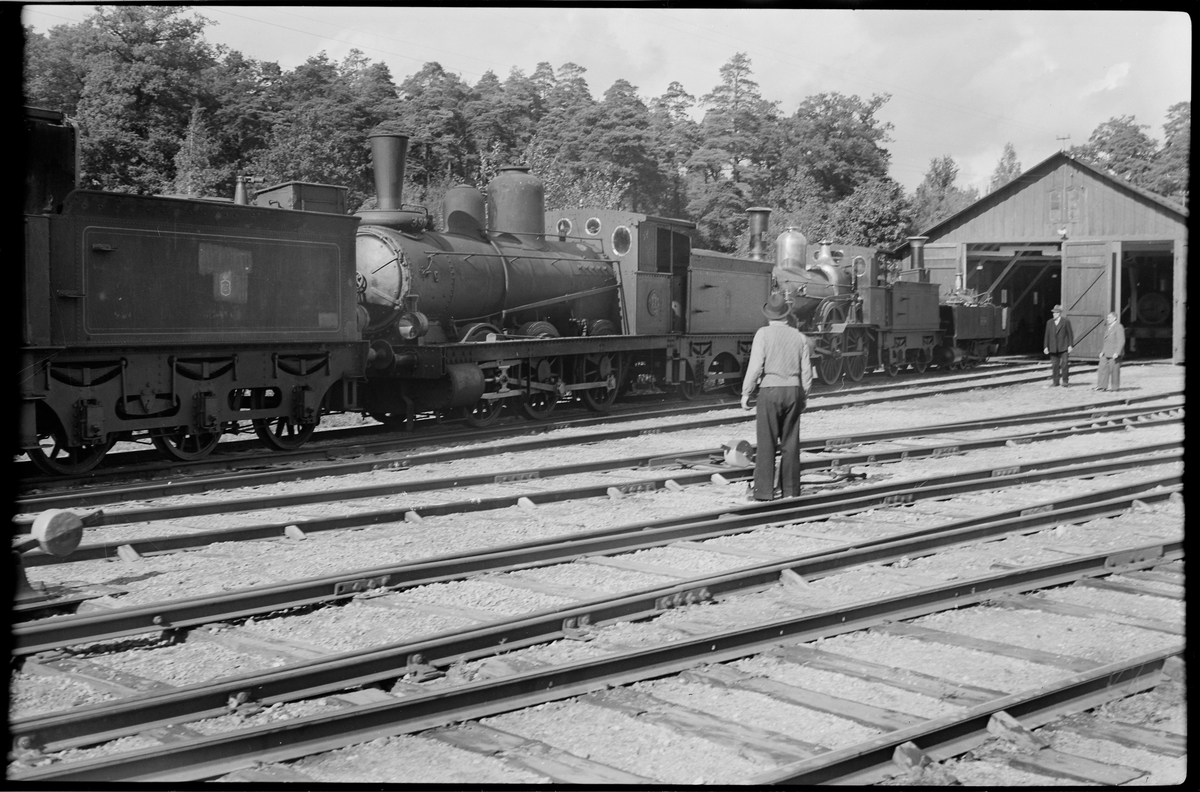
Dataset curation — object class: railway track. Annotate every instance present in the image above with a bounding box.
[9,484,1183,782]
[10,363,1184,783]
[12,401,1183,569]
[15,360,1086,493]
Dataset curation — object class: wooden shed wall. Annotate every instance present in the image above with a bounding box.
[928,161,1185,243]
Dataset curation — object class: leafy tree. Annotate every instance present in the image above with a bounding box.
[988,142,1022,193]
[23,19,100,113]
[912,155,979,231]
[786,92,893,202]
[526,134,626,211]
[830,177,913,247]
[686,178,750,251]
[1146,101,1189,205]
[50,6,219,192]
[1068,115,1157,185]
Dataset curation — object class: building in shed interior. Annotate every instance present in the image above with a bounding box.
[892,151,1187,363]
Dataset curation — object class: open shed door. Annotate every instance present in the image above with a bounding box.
[921,243,960,296]
[1062,241,1112,358]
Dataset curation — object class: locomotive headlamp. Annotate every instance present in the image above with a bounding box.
[396,311,429,340]
[556,218,572,237]
[585,218,602,236]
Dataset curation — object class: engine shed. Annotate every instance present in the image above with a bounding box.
[892,152,1187,363]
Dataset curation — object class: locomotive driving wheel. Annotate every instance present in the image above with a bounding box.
[576,352,622,412]
[520,357,563,420]
[843,329,868,382]
[26,432,115,477]
[151,426,221,461]
[253,416,317,450]
[462,393,504,427]
[458,323,507,428]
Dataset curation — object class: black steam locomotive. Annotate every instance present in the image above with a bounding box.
[20,108,1007,475]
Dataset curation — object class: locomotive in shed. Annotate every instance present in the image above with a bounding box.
[20,109,1008,476]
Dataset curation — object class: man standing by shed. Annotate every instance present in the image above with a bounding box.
[1096,311,1126,391]
[1043,304,1074,387]
[741,292,813,501]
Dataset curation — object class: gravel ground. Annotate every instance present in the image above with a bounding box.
[10,362,1185,782]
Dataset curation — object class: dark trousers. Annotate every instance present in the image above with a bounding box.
[1049,352,1070,385]
[754,386,804,500]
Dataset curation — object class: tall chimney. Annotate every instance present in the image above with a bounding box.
[747,207,772,261]
[370,132,409,211]
[908,236,928,282]
[358,132,425,230]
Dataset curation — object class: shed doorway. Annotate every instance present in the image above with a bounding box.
[965,243,1062,355]
[1119,241,1174,359]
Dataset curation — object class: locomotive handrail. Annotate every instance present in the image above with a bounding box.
[455,283,622,325]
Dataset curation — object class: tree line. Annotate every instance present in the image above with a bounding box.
[24,7,1189,254]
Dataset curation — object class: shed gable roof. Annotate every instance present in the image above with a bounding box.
[893,151,1187,256]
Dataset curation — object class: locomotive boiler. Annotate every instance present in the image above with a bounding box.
[353,133,623,426]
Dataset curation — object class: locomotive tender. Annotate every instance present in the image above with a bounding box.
[20,109,1006,475]
[20,108,367,475]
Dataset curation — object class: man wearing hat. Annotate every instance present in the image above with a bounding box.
[740,291,813,501]
[1043,304,1075,387]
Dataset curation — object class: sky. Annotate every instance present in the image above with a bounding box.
[20,5,1192,196]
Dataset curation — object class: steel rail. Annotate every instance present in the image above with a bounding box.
[12,449,1181,655]
[11,525,1182,782]
[17,361,1140,502]
[750,648,1181,785]
[14,391,1182,518]
[19,412,1183,566]
[10,475,1181,753]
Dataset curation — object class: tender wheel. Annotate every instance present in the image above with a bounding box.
[912,352,930,374]
[576,352,621,412]
[462,397,504,428]
[884,362,902,378]
[151,427,221,461]
[520,357,561,420]
[26,433,115,476]
[368,410,408,428]
[253,416,317,450]
[816,355,843,385]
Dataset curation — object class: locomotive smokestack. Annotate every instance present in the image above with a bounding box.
[370,132,409,211]
[908,236,928,283]
[747,207,771,261]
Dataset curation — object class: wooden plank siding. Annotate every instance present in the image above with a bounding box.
[927,162,1184,243]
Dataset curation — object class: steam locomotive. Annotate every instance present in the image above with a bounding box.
[20,108,1007,476]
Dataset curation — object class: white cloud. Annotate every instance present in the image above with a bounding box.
[1081,62,1132,96]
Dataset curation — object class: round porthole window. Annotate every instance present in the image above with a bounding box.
[585,217,602,236]
[556,218,572,236]
[611,225,632,256]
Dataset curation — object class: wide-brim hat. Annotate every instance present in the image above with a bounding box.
[1051,304,1063,312]
[762,292,790,320]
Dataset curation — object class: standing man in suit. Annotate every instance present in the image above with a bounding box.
[1096,311,1126,391]
[1043,304,1075,387]
[740,292,813,501]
